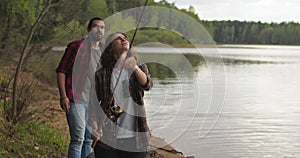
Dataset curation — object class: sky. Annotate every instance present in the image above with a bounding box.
[162,0,300,23]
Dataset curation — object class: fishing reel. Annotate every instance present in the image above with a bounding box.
[110,105,124,117]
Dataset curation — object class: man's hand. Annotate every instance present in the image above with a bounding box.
[60,97,70,112]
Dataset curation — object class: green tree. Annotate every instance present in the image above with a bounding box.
[82,0,109,19]
[0,0,37,59]
[4,0,60,123]
[259,26,274,44]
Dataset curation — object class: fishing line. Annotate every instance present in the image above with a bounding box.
[112,0,149,94]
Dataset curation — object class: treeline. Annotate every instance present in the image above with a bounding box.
[0,0,206,63]
[1,0,300,63]
[202,20,300,45]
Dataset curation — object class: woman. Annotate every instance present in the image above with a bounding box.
[91,32,152,158]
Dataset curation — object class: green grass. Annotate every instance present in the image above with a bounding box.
[0,55,70,157]
[0,115,69,158]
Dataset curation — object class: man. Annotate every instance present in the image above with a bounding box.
[56,17,105,158]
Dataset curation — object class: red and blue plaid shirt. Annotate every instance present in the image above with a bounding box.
[56,38,94,103]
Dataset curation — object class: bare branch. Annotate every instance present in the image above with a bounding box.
[11,0,60,123]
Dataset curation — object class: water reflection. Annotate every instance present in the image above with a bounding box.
[137,46,300,158]
[139,53,205,79]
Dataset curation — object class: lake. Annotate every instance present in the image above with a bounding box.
[136,45,300,158]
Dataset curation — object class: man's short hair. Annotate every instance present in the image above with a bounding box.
[87,17,103,32]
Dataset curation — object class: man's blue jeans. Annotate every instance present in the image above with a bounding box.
[66,102,93,158]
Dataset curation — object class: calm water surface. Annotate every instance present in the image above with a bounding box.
[138,45,300,158]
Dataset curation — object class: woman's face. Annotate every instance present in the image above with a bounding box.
[111,33,130,58]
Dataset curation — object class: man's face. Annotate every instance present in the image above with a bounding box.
[89,20,105,42]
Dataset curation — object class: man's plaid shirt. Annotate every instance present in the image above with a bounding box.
[56,38,93,103]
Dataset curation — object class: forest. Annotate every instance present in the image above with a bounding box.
[1,0,300,64]
[202,20,300,45]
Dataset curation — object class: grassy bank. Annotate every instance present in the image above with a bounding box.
[0,80,69,157]
[0,115,69,157]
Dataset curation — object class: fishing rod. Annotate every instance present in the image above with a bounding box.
[113,0,149,90]
[92,0,149,148]
[108,0,149,113]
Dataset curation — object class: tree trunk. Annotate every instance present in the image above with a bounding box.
[11,0,60,123]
